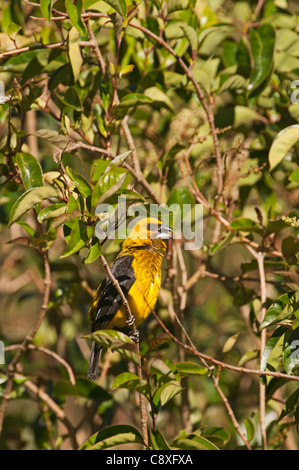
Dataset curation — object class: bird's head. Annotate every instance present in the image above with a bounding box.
[122,217,173,253]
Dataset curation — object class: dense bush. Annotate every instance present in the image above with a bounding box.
[0,0,299,450]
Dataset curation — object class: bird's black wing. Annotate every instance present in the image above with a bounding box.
[90,254,135,332]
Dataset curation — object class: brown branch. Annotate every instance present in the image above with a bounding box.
[0,41,65,60]
[245,246,268,450]
[151,309,299,382]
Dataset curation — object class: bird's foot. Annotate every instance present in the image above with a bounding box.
[126,314,135,326]
[129,330,139,343]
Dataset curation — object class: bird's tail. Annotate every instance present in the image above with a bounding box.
[87,341,102,381]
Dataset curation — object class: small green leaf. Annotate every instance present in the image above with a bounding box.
[144,86,174,111]
[48,209,82,232]
[180,24,198,53]
[35,129,71,150]
[65,166,92,198]
[119,64,135,78]
[175,362,208,376]
[290,166,299,184]
[60,219,87,258]
[117,93,153,109]
[222,332,241,356]
[68,27,83,81]
[40,0,52,23]
[65,0,87,38]
[79,425,143,450]
[248,24,275,98]
[112,372,139,389]
[159,381,183,407]
[230,217,261,232]
[172,435,219,450]
[84,237,102,264]
[15,152,43,190]
[9,186,59,226]
[283,327,299,375]
[102,0,126,17]
[269,125,299,170]
[243,418,255,442]
[91,167,129,207]
[151,429,171,450]
[260,292,299,330]
[260,326,288,372]
[238,349,259,367]
[37,203,67,223]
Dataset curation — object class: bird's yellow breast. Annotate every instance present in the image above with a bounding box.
[107,250,163,329]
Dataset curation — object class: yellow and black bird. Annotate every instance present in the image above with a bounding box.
[87,217,172,380]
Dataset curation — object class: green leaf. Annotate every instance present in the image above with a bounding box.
[102,0,126,17]
[269,125,299,170]
[91,167,129,207]
[151,429,171,450]
[117,93,153,109]
[83,330,140,364]
[37,203,67,223]
[172,435,219,450]
[180,24,198,53]
[222,332,241,356]
[48,209,82,232]
[65,166,91,198]
[290,167,299,184]
[40,0,52,23]
[60,219,87,258]
[68,27,83,81]
[260,326,288,372]
[112,372,139,388]
[209,233,234,255]
[20,85,44,115]
[15,152,43,190]
[248,24,275,98]
[84,237,102,264]
[65,0,87,38]
[9,186,59,227]
[279,388,299,421]
[112,373,150,396]
[175,362,208,376]
[167,0,188,14]
[158,381,183,407]
[35,129,71,150]
[202,426,230,447]
[283,327,299,375]
[79,425,144,450]
[238,349,259,367]
[144,86,174,112]
[230,217,261,232]
[243,418,255,442]
[260,292,299,330]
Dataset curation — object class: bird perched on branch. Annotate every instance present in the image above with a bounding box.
[87,217,173,381]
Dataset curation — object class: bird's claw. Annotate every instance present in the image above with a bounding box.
[126,314,135,326]
[129,330,139,343]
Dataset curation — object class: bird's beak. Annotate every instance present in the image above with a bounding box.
[156,224,173,240]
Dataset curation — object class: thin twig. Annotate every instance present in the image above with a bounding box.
[246,246,268,450]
